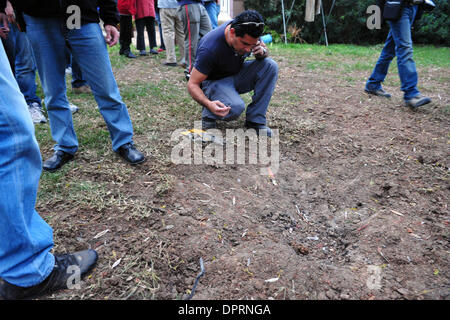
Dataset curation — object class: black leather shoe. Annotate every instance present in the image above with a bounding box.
[245,121,272,137]
[0,249,98,300]
[116,143,146,164]
[43,150,74,172]
[365,88,391,98]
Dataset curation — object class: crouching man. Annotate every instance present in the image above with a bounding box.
[187,10,278,137]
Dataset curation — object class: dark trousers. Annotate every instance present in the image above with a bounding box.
[119,14,133,53]
[135,17,157,51]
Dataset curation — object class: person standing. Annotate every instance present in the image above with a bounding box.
[118,0,137,58]
[0,10,98,300]
[158,0,185,67]
[177,0,211,77]
[135,0,159,55]
[365,0,432,108]
[10,0,146,172]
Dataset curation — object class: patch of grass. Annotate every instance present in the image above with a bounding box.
[271,43,450,71]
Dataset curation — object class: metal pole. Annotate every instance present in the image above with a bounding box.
[281,0,287,44]
[320,0,328,46]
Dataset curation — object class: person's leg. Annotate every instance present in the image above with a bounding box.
[389,5,420,101]
[23,14,78,155]
[174,8,186,66]
[199,4,212,38]
[204,1,219,29]
[233,58,278,125]
[201,77,246,122]
[160,8,177,63]
[183,4,211,73]
[135,18,146,52]
[0,40,55,288]
[1,34,15,73]
[67,23,135,152]
[146,17,158,53]
[365,31,396,93]
[11,24,41,106]
[155,10,165,50]
[70,52,89,90]
[179,4,201,73]
[0,42,98,301]
[119,14,133,53]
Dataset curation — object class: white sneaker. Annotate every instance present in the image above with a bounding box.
[28,102,47,124]
[69,103,79,114]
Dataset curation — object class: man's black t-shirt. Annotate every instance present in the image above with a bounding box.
[194,21,250,81]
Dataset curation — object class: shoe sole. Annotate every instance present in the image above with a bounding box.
[364,90,391,98]
[406,99,431,108]
[116,153,147,165]
[43,157,74,172]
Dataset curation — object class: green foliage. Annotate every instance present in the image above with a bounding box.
[244,0,450,45]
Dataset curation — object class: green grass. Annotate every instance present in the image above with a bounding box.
[270,43,450,71]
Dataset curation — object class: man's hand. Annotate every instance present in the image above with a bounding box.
[5,1,15,24]
[0,13,9,39]
[208,100,231,118]
[252,40,268,59]
[104,25,119,47]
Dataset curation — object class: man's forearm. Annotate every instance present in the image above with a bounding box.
[188,82,212,110]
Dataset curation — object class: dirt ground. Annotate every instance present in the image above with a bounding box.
[30,45,449,301]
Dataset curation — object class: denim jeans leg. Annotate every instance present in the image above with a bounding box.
[0,41,55,288]
[70,54,88,89]
[10,24,42,106]
[23,15,78,155]
[234,58,279,124]
[66,23,134,151]
[365,31,396,92]
[201,77,246,121]
[204,2,219,29]
[388,5,420,100]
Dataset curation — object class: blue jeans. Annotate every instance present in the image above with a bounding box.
[0,41,55,288]
[23,15,135,154]
[204,1,220,29]
[67,50,88,89]
[6,23,42,106]
[366,5,420,101]
[202,58,278,124]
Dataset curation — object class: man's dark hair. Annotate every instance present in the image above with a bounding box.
[230,10,264,38]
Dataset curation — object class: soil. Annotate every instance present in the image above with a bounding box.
[34,47,450,300]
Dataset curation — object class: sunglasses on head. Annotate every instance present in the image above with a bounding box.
[234,22,265,28]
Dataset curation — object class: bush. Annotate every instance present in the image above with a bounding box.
[244,0,450,46]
